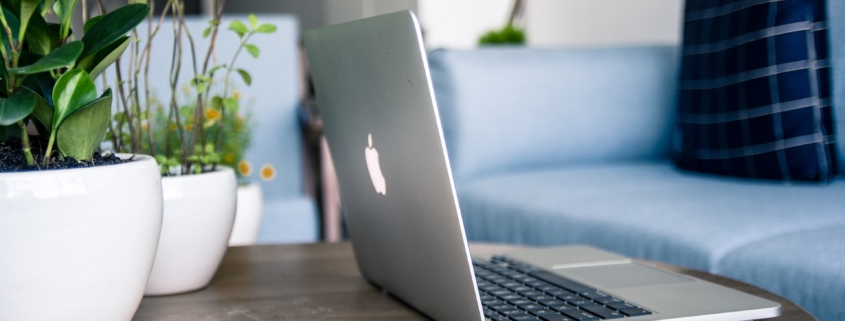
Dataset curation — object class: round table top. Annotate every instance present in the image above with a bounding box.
[132,242,816,321]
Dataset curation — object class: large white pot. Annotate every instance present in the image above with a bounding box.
[229,183,264,246]
[0,155,163,321]
[144,166,237,295]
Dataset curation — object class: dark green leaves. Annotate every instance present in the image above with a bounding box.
[52,69,97,132]
[80,3,150,59]
[245,44,259,58]
[83,15,105,33]
[0,89,37,126]
[229,20,248,38]
[80,36,129,80]
[29,88,53,133]
[23,12,52,55]
[57,89,111,160]
[8,41,83,75]
[54,0,78,39]
[236,68,251,86]
[18,0,40,43]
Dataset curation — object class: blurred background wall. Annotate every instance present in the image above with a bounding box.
[186,0,683,48]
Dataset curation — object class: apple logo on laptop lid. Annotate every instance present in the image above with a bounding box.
[365,134,387,195]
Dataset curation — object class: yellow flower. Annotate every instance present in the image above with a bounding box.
[205,108,221,121]
[185,124,194,131]
[260,164,276,181]
[224,153,235,164]
[140,120,149,131]
[233,90,243,100]
[169,124,178,131]
[238,159,252,177]
[181,84,191,96]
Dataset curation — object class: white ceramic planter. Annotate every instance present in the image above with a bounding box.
[229,183,264,246]
[0,155,163,321]
[144,166,237,295]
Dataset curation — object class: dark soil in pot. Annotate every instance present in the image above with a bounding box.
[0,137,125,173]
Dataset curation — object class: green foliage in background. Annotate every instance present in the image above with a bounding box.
[0,0,149,166]
[478,24,525,45]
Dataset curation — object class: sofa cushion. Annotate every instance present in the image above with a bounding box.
[715,226,845,321]
[675,0,836,181]
[456,161,845,271]
[827,0,845,174]
[428,47,678,184]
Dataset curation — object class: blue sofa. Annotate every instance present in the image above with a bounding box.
[427,5,845,320]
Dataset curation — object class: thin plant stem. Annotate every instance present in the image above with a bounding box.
[17,121,34,165]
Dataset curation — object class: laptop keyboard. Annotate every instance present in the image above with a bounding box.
[474,256,652,321]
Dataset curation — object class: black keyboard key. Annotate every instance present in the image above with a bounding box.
[581,304,625,319]
[498,294,522,301]
[593,297,622,305]
[529,309,558,317]
[554,305,576,313]
[540,315,575,321]
[619,308,651,317]
[519,290,541,296]
[501,282,522,288]
[565,298,592,306]
[581,292,609,300]
[526,280,549,288]
[606,302,637,311]
[518,303,545,311]
[492,304,514,312]
[511,286,533,292]
[483,299,504,306]
[538,299,565,307]
[529,271,596,294]
[510,315,535,321]
[508,299,534,306]
[490,290,511,296]
[481,285,503,292]
[501,310,528,317]
[537,285,560,293]
[528,294,553,301]
[487,315,509,321]
[545,301,571,309]
[561,309,600,321]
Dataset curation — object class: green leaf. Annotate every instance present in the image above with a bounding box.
[154,154,165,164]
[202,26,211,38]
[51,69,97,132]
[41,0,57,16]
[0,8,21,53]
[57,88,111,160]
[256,23,276,34]
[79,3,150,60]
[248,14,257,29]
[228,20,248,38]
[8,41,82,75]
[210,96,223,109]
[54,0,77,39]
[18,0,41,43]
[245,44,259,58]
[207,64,226,77]
[223,97,238,112]
[23,12,52,55]
[236,68,251,86]
[0,89,37,126]
[83,15,104,33]
[0,0,21,15]
[83,35,129,80]
[28,87,52,133]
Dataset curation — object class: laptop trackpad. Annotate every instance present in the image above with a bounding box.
[556,263,693,290]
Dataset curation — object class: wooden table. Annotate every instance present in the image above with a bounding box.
[133,243,815,321]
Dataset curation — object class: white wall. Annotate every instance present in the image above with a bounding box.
[418,0,684,49]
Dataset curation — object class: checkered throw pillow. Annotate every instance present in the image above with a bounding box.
[675,0,836,181]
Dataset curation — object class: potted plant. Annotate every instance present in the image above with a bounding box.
[0,1,157,320]
[107,0,276,295]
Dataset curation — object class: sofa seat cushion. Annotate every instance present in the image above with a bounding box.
[457,160,845,271]
[714,226,845,321]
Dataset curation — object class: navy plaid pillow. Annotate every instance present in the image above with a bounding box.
[675,0,836,181]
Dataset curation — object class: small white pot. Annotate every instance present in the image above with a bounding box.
[229,183,264,246]
[144,166,237,295]
[0,155,163,321]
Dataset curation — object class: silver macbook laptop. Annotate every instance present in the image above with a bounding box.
[304,11,780,321]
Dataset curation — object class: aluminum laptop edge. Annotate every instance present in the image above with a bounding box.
[304,11,781,321]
